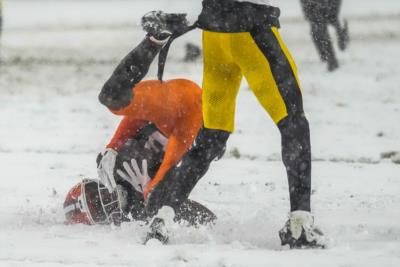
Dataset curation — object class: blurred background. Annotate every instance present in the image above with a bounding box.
[1,0,399,157]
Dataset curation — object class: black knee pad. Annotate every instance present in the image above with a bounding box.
[195,128,230,162]
[278,114,310,139]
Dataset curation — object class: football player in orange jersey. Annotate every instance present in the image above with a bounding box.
[96,12,228,225]
[64,123,216,227]
[64,15,218,229]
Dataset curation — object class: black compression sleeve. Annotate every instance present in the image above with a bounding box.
[99,37,163,110]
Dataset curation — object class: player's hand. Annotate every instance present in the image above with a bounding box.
[117,159,151,194]
[97,148,118,193]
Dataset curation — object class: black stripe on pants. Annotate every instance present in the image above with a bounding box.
[250,26,311,212]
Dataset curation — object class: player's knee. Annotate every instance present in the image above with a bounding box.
[196,128,230,162]
[278,113,310,138]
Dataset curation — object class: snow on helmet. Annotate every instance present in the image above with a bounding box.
[63,179,123,225]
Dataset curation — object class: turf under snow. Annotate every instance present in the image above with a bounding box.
[0,0,399,266]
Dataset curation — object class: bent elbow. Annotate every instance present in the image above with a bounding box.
[98,79,133,110]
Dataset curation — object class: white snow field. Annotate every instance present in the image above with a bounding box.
[1,0,400,266]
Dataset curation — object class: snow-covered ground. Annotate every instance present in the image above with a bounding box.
[0,0,400,266]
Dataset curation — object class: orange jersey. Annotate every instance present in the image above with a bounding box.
[106,79,203,199]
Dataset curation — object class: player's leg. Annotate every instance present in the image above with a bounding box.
[311,22,338,71]
[143,129,226,242]
[201,31,243,133]
[327,0,342,24]
[145,31,241,218]
[145,127,230,217]
[329,0,349,51]
[239,26,325,248]
[146,31,242,212]
[240,26,311,212]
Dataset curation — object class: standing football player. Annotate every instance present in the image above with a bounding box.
[140,0,327,248]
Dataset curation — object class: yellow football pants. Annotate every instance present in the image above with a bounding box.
[202,27,302,132]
